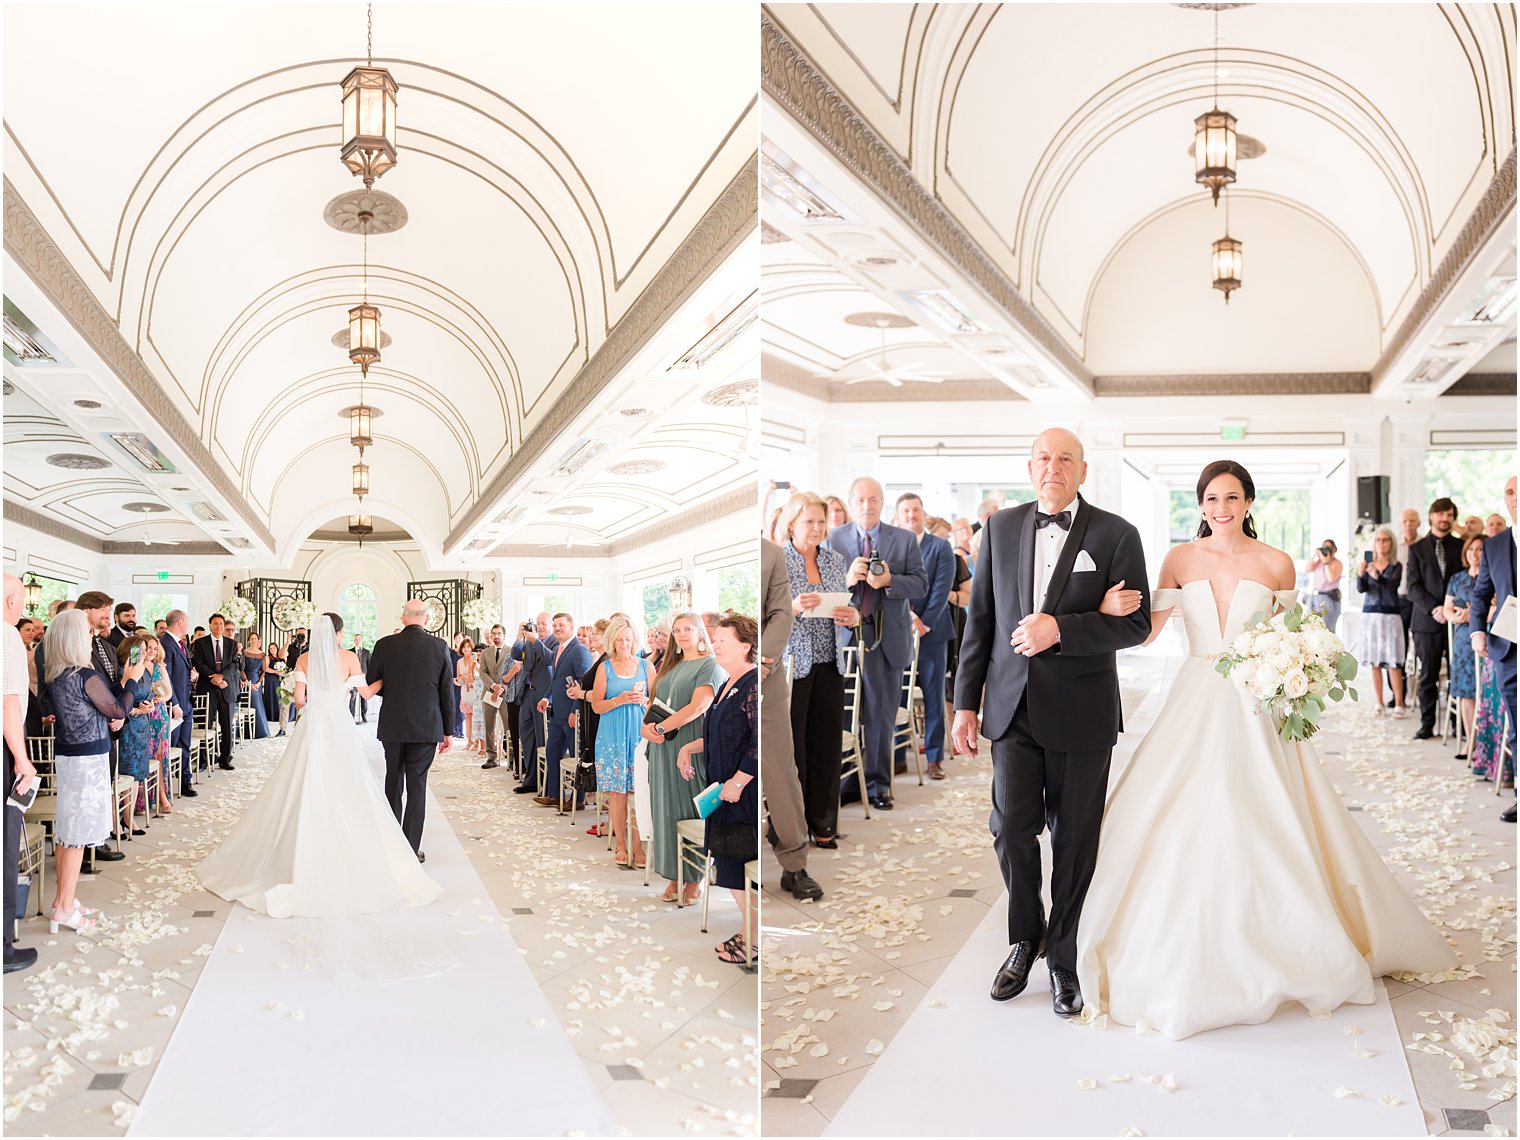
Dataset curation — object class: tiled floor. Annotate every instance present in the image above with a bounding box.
[3,727,758,1136]
[759,658,1517,1137]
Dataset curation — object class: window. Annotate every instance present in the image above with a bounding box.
[339,582,379,649]
[136,594,188,629]
[543,594,573,620]
[717,561,759,617]
[1424,448,1516,522]
[642,583,671,632]
[1170,487,1311,560]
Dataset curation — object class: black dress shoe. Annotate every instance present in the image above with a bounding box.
[991,941,1039,1002]
[417,851,426,863]
[1412,728,1434,741]
[780,869,824,901]
[1502,804,1517,823]
[869,794,894,810]
[4,947,38,974]
[218,761,235,770]
[812,836,838,850]
[180,787,198,798]
[1049,967,1083,1017]
[92,847,125,863]
[481,759,499,769]
[512,784,536,794]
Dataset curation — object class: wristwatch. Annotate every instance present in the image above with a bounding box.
[654,722,668,737]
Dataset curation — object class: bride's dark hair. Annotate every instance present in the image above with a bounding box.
[322,611,344,634]
[1195,460,1258,540]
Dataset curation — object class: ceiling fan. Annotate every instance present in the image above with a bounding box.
[838,319,950,387]
[140,527,181,546]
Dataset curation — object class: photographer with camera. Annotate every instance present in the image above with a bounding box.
[1305,537,1344,632]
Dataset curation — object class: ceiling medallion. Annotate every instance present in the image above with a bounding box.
[322,189,409,235]
[608,459,668,476]
[844,311,916,329]
[701,380,760,407]
[330,328,393,351]
[46,452,110,470]
[122,501,171,513]
[72,398,103,409]
[1175,3,1253,10]
[617,407,653,418]
[549,505,593,516]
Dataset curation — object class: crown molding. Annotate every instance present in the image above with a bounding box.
[102,541,232,556]
[446,156,758,554]
[1372,148,1517,386]
[5,501,104,553]
[1445,372,1518,396]
[3,178,277,552]
[760,14,1093,395]
[1094,372,1371,397]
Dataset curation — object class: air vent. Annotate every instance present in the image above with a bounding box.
[47,453,111,470]
[465,538,493,551]
[618,407,653,418]
[668,292,758,372]
[2,380,12,396]
[189,501,226,522]
[899,289,991,335]
[548,438,610,478]
[108,432,177,473]
[2,314,56,363]
[225,537,253,550]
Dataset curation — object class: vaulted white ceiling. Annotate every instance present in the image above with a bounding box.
[4,3,757,560]
[761,2,1516,401]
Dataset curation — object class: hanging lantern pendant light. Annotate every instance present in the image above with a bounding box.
[1212,191,1243,303]
[339,6,398,189]
[1193,7,1238,205]
[348,301,382,373]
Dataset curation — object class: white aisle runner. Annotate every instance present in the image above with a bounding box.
[131,732,614,1137]
[824,641,1426,1137]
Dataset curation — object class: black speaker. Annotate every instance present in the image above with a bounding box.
[1357,475,1390,524]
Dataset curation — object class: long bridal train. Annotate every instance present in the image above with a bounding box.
[1076,580,1456,1040]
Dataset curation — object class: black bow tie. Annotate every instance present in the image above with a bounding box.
[1035,510,1072,531]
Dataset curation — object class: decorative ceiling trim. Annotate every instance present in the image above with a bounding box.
[4,500,105,553]
[763,351,1025,403]
[101,541,232,557]
[761,14,1094,393]
[1371,148,1516,385]
[1444,372,1518,396]
[607,486,756,559]
[1094,373,1372,397]
[446,155,759,553]
[3,177,276,551]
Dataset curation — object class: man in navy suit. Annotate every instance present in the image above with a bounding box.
[897,493,954,780]
[1471,474,1517,823]
[158,610,197,798]
[511,612,555,794]
[829,476,928,809]
[533,612,592,808]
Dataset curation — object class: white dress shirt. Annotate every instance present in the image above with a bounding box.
[1396,537,1412,597]
[4,623,28,701]
[1033,498,1082,614]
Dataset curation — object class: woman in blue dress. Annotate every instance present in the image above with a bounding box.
[678,612,758,966]
[590,616,652,868]
[117,633,167,835]
[1445,535,1484,758]
[240,632,272,738]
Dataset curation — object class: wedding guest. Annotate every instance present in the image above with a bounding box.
[534,614,591,807]
[153,619,168,638]
[1305,538,1344,632]
[678,612,758,965]
[76,591,126,864]
[1471,475,1517,818]
[191,613,241,770]
[824,496,849,529]
[42,610,145,932]
[511,612,555,795]
[1356,527,1408,719]
[119,633,172,829]
[1486,513,1507,537]
[941,518,974,695]
[158,611,197,798]
[350,634,372,724]
[458,638,486,754]
[781,494,856,848]
[450,633,466,739]
[644,620,670,669]
[1393,507,1421,701]
[47,599,73,620]
[897,492,954,779]
[567,620,611,817]
[975,496,1003,533]
[16,618,37,646]
[589,616,652,867]
[1408,497,1464,739]
[1464,515,1485,540]
[264,639,290,736]
[702,612,721,643]
[240,632,271,739]
[284,628,307,669]
[479,625,509,768]
[1446,534,1486,759]
[644,611,722,904]
[499,644,525,773]
[4,575,39,974]
[107,602,137,648]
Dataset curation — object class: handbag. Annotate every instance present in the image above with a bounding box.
[707,821,755,861]
[574,757,598,796]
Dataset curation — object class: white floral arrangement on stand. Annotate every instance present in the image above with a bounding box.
[1212,603,1359,742]
[461,598,500,630]
[219,596,257,630]
[271,597,319,633]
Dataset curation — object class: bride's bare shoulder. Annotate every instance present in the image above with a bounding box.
[1157,542,1195,587]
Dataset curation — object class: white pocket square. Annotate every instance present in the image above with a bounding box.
[1072,550,1098,573]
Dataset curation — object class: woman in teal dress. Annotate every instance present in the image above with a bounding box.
[591,617,652,868]
[642,610,723,904]
[1445,537,1484,758]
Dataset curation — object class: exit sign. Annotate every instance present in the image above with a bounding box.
[1221,424,1245,442]
[545,572,559,582]
[156,570,170,581]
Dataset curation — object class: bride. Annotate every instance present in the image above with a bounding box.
[198,612,441,917]
[1076,459,1455,1039]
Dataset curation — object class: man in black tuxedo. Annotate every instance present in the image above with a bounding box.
[349,634,372,723]
[107,603,137,648]
[1406,496,1464,739]
[191,613,241,769]
[159,610,198,798]
[953,428,1151,1018]
[510,612,555,794]
[366,599,455,860]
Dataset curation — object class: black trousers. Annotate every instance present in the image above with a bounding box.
[990,696,1112,973]
[790,661,844,839]
[1413,629,1449,732]
[208,689,234,763]
[4,801,19,958]
[348,690,368,721]
[503,700,522,767]
[383,741,434,853]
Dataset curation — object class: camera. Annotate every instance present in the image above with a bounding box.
[1319,545,1333,556]
[521,622,534,633]
[868,553,886,577]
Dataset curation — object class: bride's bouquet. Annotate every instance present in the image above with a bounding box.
[1212,603,1358,742]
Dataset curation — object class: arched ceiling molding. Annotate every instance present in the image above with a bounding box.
[277,493,446,570]
[130,136,583,405]
[1082,188,1384,340]
[201,277,518,470]
[237,368,483,513]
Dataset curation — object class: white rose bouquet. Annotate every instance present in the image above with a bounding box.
[219,596,257,630]
[1212,603,1358,742]
[461,598,500,630]
[272,598,319,632]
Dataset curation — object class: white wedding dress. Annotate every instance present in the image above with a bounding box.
[1076,579,1456,1039]
[198,616,441,918]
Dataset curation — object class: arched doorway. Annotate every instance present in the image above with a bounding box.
[339,582,380,650]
